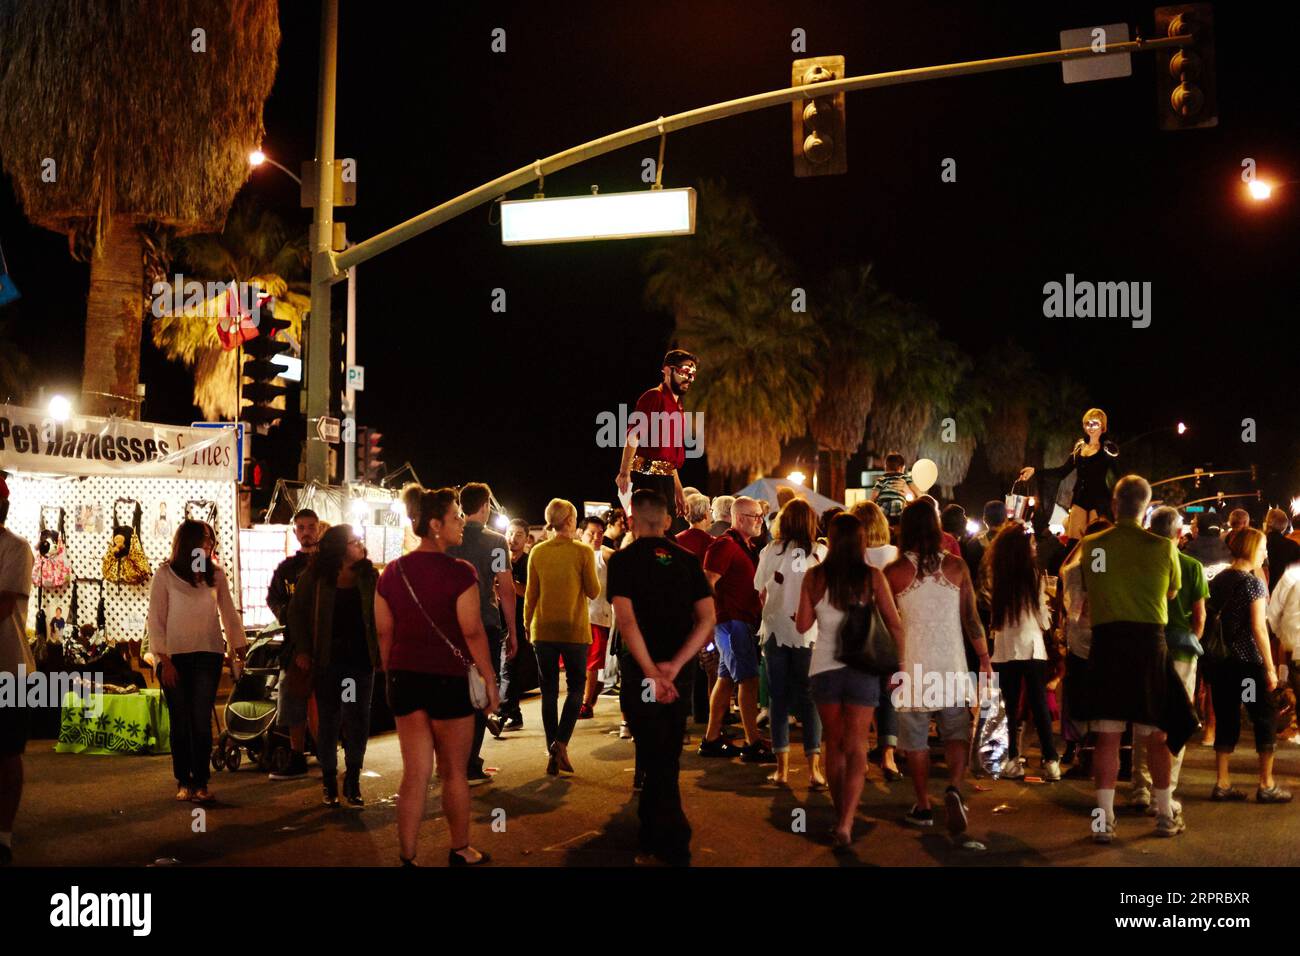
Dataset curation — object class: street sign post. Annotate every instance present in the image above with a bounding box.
[315,416,341,445]
[346,365,365,391]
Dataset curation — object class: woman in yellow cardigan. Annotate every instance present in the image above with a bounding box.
[525,498,601,775]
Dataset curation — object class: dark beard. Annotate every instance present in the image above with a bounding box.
[668,379,690,397]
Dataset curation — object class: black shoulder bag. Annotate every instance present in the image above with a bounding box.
[833,572,898,676]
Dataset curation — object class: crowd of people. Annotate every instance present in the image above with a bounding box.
[2,364,1299,868]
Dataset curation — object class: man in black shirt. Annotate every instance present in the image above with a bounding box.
[267,509,319,779]
[607,489,715,866]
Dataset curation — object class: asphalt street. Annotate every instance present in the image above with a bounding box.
[14,692,1300,867]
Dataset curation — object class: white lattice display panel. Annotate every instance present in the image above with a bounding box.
[6,473,241,644]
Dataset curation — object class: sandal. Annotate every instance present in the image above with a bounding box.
[1211,784,1247,801]
[175,786,193,801]
[190,787,214,803]
[448,845,491,866]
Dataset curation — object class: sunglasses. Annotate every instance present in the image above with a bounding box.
[672,365,698,377]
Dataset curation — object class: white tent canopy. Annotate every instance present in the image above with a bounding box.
[733,477,843,516]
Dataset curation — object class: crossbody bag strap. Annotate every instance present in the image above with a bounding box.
[395,556,473,674]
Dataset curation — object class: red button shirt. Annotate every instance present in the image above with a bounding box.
[703,529,761,627]
[629,384,685,471]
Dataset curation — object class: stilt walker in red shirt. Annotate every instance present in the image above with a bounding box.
[616,350,697,530]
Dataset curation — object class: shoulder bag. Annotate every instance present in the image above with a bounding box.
[103,499,152,585]
[833,572,898,676]
[395,557,490,710]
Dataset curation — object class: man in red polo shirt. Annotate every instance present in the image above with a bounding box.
[698,496,774,763]
[616,350,697,524]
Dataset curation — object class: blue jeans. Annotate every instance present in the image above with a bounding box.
[163,651,224,788]
[763,637,821,754]
[313,666,374,778]
[535,642,587,748]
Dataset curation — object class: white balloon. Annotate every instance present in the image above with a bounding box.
[911,458,939,493]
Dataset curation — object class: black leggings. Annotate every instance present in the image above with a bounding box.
[995,659,1059,762]
[1208,658,1276,754]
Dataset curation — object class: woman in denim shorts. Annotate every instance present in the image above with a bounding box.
[797,512,905,848]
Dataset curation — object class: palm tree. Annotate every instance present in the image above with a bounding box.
[975,341,1043,482]
[916,359,990,499]
[151,199,309,420]
[862,311,964,462]
[644,180,821,489]
[0,0,280,418]
[807,263,906,502]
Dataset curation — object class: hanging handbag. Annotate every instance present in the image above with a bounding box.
[102,499,152,585]
[185,499,218,527]
[1200,589,1230,665]
[833,575,898,676]
[395,557,490,710]
[32,506,71,589]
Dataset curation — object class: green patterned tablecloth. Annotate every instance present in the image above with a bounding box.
[56,689,171,755]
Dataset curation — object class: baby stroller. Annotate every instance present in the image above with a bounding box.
[211,625,314,774]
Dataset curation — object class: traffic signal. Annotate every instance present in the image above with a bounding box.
[364,428,384,483]
[356,426,385,484]
[792,56,846,177]
[1155,4,1217,130]
[241,296,292,433]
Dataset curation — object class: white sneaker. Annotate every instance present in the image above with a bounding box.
[1001,757,1025,780]
[1043,759,1061,782]
[1092,814,1117,844]
[618,722,631,740]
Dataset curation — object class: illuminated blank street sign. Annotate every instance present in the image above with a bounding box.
[1060,24,1132,84]
[500,187,696,245]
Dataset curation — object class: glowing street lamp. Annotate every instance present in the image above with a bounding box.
[48,395,72,422]
[786,471,806,486]
[248,148,303,185]
[1177,421,1188,435]
[1248,180,1273,201]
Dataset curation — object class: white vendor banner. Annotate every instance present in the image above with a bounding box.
[0,404,238,481]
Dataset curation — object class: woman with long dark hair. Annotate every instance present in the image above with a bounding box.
[375,486,500,865]
[797,513,904,847]
[288,524,379,808]
[755,498,826,787]
[988,521,1059,780]
[147,520,246,802]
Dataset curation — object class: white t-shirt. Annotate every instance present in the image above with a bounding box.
[0,526,35,674]
[588,547,613,628]
[989,576,1051,662]
[754,540,827,648]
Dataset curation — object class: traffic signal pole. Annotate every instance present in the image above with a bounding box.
[305,0,338,483]
[303,8,1196,482]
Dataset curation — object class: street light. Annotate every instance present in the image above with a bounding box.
[786,471,806,486]
[1248,180,1273,201]
[248,148,303,185]
[48,395,72,422]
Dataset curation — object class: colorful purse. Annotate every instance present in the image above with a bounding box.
[32,506,71,590]
[102,499,152,585]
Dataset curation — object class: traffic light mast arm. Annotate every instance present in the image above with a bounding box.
[1150,467,1254,488]
[330,33,1191,277]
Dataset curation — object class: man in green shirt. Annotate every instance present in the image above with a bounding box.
[1079,476,1184,842]
[1132,506,1207,814]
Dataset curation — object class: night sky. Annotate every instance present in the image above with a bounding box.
[2,0,1297,521]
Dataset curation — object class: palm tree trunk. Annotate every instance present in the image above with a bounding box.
[825,448,846,504]
[81,215,144,419]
